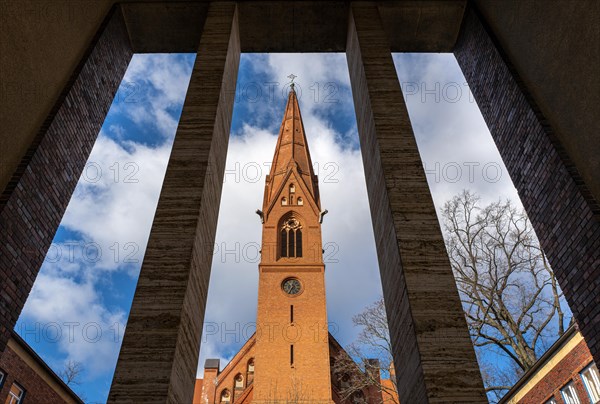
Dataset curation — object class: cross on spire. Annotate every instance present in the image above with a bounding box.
[287,73,297,91]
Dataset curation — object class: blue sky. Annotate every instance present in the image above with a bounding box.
[15,52,570,403]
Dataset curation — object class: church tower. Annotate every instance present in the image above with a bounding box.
[192,86,397,404]
[253,86,334,402]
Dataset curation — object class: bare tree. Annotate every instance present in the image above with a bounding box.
[59,359,84,386]
[441,190,568,397]
[332,298,399,404]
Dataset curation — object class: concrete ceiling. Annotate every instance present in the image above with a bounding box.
[121,1,467,53]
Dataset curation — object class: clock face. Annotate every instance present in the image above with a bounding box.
[282,278,302,295]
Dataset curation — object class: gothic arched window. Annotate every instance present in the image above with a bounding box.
[220,389,231,403]
[297,197,303,206]
[247,359,255,385]
[281,197,288,206]
[281,218,302,258]
[290,184,295,193]
[234,373,244,389]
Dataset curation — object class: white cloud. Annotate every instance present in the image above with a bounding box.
[19,273,126,377]
[59,134,173,274]
[114,54,195,138]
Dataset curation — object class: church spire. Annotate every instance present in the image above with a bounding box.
[264,86,319,212]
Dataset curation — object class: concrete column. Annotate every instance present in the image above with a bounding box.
[108,2,240,403]
[0,5,132,352]
[454,8,600,364]
[346,3,486,403]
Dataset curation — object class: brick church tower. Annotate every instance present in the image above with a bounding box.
[252,85,333,402]
[193,87,396,404]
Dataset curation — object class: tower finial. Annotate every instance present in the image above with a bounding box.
[287,74,297,92]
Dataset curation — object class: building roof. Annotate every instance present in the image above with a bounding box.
[10,330,83,403]
[498,325,578,404]
[266,87,319,208]
[204,358,220,370]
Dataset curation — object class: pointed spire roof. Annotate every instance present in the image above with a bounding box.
[264,87,319,209]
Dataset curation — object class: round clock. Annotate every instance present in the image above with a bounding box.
[282,278,302,295]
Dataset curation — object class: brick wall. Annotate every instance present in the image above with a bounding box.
[454,6,600,364]
[0,341,71,403]
[521,340,594,403]
[0,6,132,352]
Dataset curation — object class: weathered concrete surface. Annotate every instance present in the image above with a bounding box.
[455,7,600,367]
[474,0,600,207]
[107,2,240,402]
[0,5,132,352]
[346,3,486,403]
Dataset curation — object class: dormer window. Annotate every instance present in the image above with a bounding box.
[281,197,288,205]
[290,184,295,193]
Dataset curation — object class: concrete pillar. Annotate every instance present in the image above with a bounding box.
[0,5,132,352]
[108,2,240,402]
[346,3,486,403]
[454,7,600,364]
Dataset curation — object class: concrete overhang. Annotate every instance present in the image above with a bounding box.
[120,0,466,53]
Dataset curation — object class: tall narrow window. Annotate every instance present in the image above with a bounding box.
[289,229,295,257]
[582,363,600,403]
[290,305,294,323]
[290,184,295,193]
[281,229,287,257]
[6,383,24,404]
[247,359,255,385]
[561,382,581,404]
[281,197,287,205]
[297,197,303,206]
[290,345,294,366]
[296,229,302,257]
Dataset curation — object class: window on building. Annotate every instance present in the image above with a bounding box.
[247,358,255,385]
[0,369,5,386]
[582,363,600,403]
[220,389,231,403]
[297,197,303,205]
[290,345,294,366]
[281,229,288,257]
[289,229,295,255]
[289,184,295,193]
[5,383,25,404]
[281,197,288,205]
[280,218,302,258]
[352,391,366,403]
[296,229,302,257]
[561,381,581,404]
[234,373,244,389]
[544,398,558,404]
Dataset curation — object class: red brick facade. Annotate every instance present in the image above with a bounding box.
[500,327,599,404]
[0,333,82,403]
